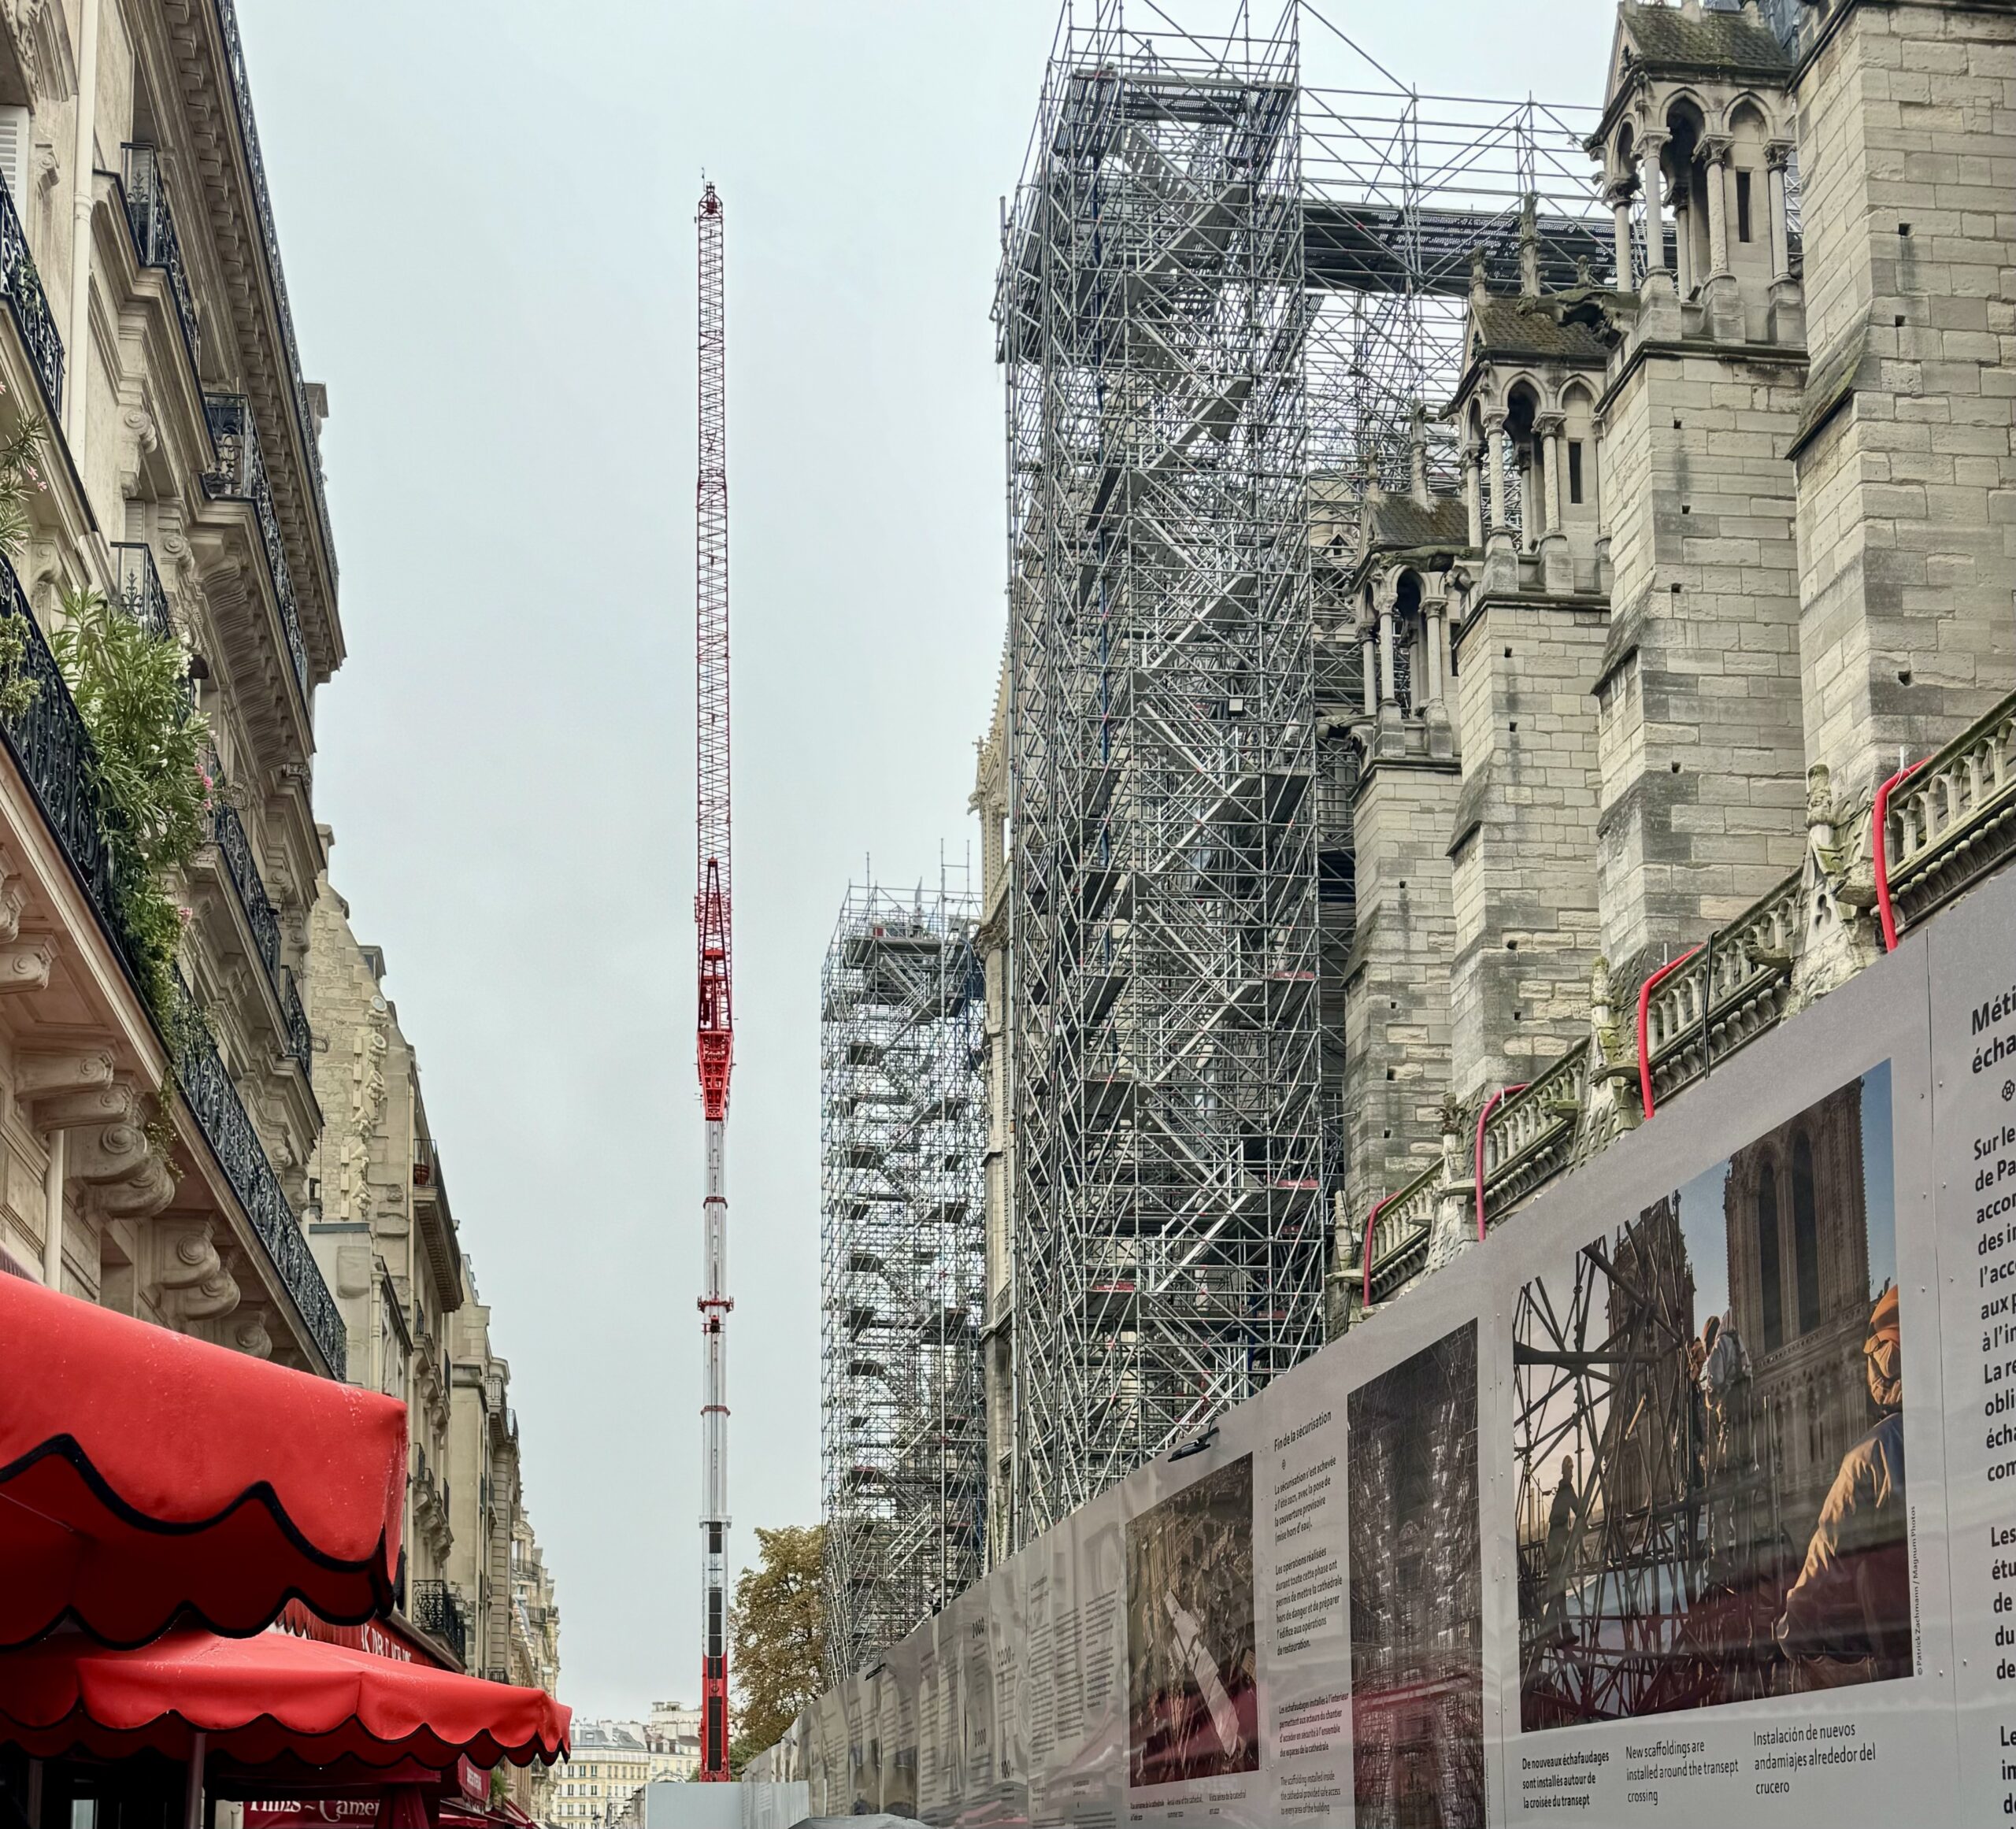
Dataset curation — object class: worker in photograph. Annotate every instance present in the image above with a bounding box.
[1542,1453,1582,1635]
[1699,1311,1752,1479]
[1773,1285,1910,1686]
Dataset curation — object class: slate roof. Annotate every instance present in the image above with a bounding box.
[1365,494,1469,552]
[1471,294,1611,365]
[1620,2,1791,77]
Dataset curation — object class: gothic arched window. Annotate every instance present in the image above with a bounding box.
[1792,1132,1821,1336]
[1757,1164,1784,1353]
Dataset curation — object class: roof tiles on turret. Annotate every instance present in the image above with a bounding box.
[1467,292,1613,366]
[1618,2,1791,79]
[1362,494,1469,554]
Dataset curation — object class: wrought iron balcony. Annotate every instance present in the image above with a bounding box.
[279,963,313,1079]
[0,165,61,414]
[0,557,131,962]
[201,394,310,705]
[172,970,342,1371]
[0,556,342,1373]
[111,542,175,643]
[211,0,338,592]
[120,146,200,373]
[410,1578,469,1666]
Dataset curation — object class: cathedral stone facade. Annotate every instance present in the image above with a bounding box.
[1322,0,2014,1301]
[975,0,2016,1557]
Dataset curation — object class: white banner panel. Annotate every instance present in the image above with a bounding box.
[790,868,2016,1824]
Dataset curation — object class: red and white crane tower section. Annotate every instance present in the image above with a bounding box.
[694,178,734,1783]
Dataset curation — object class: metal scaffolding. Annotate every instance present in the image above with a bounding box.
[819,881,988,1678]
[993,0,1607,1547]
[998,0,1323,1544]
[1301,68,1606,495]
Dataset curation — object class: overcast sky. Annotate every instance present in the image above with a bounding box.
[240,0,1610,1720]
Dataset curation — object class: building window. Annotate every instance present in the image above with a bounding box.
[1792,1132,1821,1336]
[1736,169,1753,244]
[1568,440,1584,505]
[1757,1168,1783,1353]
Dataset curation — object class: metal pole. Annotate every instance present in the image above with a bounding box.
[183,1731,206,1829]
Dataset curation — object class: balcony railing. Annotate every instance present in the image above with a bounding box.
[0,558,133,961]
[172,971,342,1370]
[201,394,310,705]
[0,168,61,414]
[1885,698,2016,933]
[110,543,175,643]
[410,1579,469,1666]
[0,556,342,1373]
[279,963,312,1079]
[120,146,200,373]
[211,0,338,593]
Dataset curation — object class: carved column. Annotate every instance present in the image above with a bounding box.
[1766,142,1792,282]
[1606,183,1634,287]
[1536,413,1572,594]
[1359,618,1377,718]
[1480,409,1518,594]
[1673,194,1694,297]
[1463,441,1484,550]
[1762,139,1804,345]
[1703,137,1732,278]
[1592,413,1613,591]
[1540,415,1566,531]
[1423,572,1454,761]
[1377,580,1399,709]
[1483,412,1509,534]
[1638,133,1668,274]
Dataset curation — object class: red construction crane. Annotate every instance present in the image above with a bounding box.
[694,177,734,1783]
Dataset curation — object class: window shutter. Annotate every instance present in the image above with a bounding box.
[0,107,29,208]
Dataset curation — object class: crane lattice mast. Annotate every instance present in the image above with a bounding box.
[694,177,734,1784]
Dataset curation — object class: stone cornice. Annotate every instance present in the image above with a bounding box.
[158,0,343,685]
[1594,331,1808,421]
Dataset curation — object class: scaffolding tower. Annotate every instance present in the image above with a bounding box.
[998,1,1322,1543]
[994,0,1609,1546]
[820,882,988,1679]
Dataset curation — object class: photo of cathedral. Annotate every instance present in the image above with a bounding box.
[1514,1064,1907,1727]
[1348,1321,1484,1828]
[1125,1455,1259,1787]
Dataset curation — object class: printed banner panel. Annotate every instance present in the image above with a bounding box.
[788,870,2016,1824]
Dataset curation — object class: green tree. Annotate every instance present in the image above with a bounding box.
[725,1523,825,1776]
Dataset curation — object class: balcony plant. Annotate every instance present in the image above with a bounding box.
[0,413,46,720]
[50,587,210,1045]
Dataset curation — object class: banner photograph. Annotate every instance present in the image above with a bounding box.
[748,871,2016,1825]
[1514,1064,1907,1727]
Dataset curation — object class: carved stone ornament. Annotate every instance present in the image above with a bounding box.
[1790,763,1881,1009]
[1582,953,1641,1135]
[151,1220,240,1328]
[231,1306,274,1361]
[38,1078,176,1222]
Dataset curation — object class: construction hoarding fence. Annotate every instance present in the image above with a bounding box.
[751,864,2016,1823]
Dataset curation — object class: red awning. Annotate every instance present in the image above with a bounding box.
[0,1274,406,1647]
[0,1630,569,1767]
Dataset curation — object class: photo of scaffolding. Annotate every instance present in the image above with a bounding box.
[1348,1321,1484,1828]
[1125,1455,1259,1788]
[1515,1063,1908,1727]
